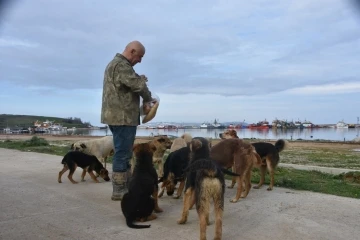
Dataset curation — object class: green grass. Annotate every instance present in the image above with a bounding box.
[0,136,70,156]
[281,148,360,169]
[247,167,360,199]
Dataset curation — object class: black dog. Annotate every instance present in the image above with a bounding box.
[158,137,215,199]
[121,142,161,229]
[58,151,110,184]
[158,145,190,198]
[251,139,287,190]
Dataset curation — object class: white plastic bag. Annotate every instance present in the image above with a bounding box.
[140,93,160,124]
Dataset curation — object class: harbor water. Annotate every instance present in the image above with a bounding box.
[61,127,360,141]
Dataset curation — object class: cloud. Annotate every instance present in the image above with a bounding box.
[0,36,39,48]
[0,0,359,126]
[284,81,360,95]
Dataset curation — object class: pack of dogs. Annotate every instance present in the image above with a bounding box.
[58,130,288,239]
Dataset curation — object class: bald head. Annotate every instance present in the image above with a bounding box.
[122,41,145,66]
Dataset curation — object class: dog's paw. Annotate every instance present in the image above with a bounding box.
[147,213,157,221]
[230,198,238,203]
[267,187,273,191]
[173,194,180,199]
[253,185,260,189]
[177,218,187,224]
[227,186,234,189]
[154,207,163,213]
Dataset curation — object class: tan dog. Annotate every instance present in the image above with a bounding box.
[170,133,192,152]
[210,138,262,203]
[219,129,239,139]
[151,135,172,177]
[219,129,288,191]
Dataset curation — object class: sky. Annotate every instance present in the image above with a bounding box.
[1,0,360,126]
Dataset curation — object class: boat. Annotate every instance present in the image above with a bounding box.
[48,124,63,131]
[200,122,210,129]
[336,120,349,129]
[302,120,313,128]
[248,120,270,129]
[211,119,226,129]
[272,119,282,129]
[294,120,304,129]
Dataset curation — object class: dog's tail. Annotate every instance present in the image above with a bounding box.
[61,156,66,165]
[126,219,151,229]
[275,139,288,153]
[221,168,239,176]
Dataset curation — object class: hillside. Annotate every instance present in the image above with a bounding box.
[0,114,91,128]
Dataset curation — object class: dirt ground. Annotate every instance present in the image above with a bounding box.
[1,147,360,240]
[1,134,359,151]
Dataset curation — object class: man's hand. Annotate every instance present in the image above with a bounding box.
[140,74,148,82]
[143,102,151,115]
[142,99,159,115]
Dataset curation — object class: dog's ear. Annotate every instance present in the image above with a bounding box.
[231,130,238,137]
[133,143,140,152]
[80,143,87,149]
[149,142,157,152]
[190,139,202,151]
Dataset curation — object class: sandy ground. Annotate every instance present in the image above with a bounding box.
[1,148,360,240]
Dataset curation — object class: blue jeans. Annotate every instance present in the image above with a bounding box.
[108,125,137,172]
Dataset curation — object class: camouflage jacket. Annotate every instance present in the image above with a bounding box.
[101,53,152,126]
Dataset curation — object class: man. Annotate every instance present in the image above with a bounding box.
[101,40,155,200]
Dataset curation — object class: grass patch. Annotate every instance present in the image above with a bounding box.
[247,167,360,199]
[281,148,360,169]
[0,136,70,156]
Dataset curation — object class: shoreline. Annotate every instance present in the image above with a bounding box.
[1,134,359,150]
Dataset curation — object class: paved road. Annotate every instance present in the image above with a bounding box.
[0,148,359,240]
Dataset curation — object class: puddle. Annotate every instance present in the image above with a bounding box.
[352,149,360,152]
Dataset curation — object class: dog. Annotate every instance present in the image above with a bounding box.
[58,151,110,184]
[158,145,191,199]
[180,159,226,240]
[177,137,239,226]
[210,138,262,203]
[248,139,287,190]
[219,129,288,190]
[121,142,162,229]
[70,136,114,170]
[219,129,238,140]
[157,136,209,199]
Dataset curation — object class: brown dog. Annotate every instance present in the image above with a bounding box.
[210,138,262,203]
[219,129,288,190]
[130,135,172,176]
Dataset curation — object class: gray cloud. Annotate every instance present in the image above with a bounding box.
[0,0,359,97]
